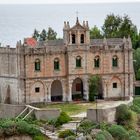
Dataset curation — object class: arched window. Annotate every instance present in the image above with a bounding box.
[76,56,82,68]
[94,56,100,68]
[54,58,60,70]
[81,34,84,44]
[35,59,40,71]
[112,56,118,67]
[72,34,76,44]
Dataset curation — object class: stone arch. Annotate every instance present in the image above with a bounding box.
[51,80,63,101]
[108,76,122,98]
[30,80,45,103]
[72,34,76,44]
[72,78,84,101]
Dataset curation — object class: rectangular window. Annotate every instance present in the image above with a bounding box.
[35,62,40,71]
[113,83,117,88]
[35,87,40,93]
[94,59,99,68]
[112,59,118,67]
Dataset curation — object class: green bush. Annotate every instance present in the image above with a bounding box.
[77,119,97,135]
[17,120,41,136]
[116,104,137,129]
[58,129,75,138]
[130,97,140,114]
[56,111,71,126]
[0,119,42,137]
[99,122,110,131]
[95,133,106,140]
[108,124,129,140]
[128,130,140,140]
[95,130,114,140]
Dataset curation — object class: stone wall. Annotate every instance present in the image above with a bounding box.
[0,103,25,118]
[87,98,133,122]
[87,107,116,123]
[34,108,60,120]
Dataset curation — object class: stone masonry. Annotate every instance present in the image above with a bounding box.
[0,18,134,104]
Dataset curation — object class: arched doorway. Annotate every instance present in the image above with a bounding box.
[51,80,63,101]
[72,78,84,101]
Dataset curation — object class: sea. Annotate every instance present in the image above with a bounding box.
[0,3,140,47]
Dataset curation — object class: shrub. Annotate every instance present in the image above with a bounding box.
[77,119,97,135]
[58,129,75,138]
[17,120,41,136]
[116,104,137,129]
[130,97,140,114]
[56,111,71,126]
[95,130,114,140]
[108,124,129,140]
[95,133,106,140]
[99,122,110,131]
[128,130,140,140]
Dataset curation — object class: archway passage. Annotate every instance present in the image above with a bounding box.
[51,80,63,101]
[72,78,84,101]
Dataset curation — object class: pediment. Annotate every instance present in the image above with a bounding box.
[70,23,85,30]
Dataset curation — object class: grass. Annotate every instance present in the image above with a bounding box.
[36,102,95,115]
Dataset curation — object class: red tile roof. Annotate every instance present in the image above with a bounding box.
[24,38,37,47]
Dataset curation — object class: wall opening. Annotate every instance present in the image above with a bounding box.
[51,80,63,101]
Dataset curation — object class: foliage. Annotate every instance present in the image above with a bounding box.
[108,124,129,140]
[128,130,140,140]
[48,111,71,128]
[32,27,57,41]
[32,29,40,40]
[133,48,140,78]
[58,129,75,138]
[77,119,97,135]
[102,14,140,49]
[90,26,103,39]
[39,29,47,41]
[136,68,140,80]
[102,14,122,38]
[0,118,42,137]
[95,130,114,140]
[130,97,140,114]
[47,27,57,40]
[99,122,110,131]
[116,104,137,129]
[88,75,102,101]
[57,111,71,126]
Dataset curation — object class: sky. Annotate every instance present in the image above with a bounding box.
[0,0,139,46]
[0,0,140,4]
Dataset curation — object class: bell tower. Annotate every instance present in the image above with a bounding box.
[63,17,90,46]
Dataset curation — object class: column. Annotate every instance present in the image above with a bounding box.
[62,80,67,102]
[83,79,89,101]
[47,85,51,102]
[68,82,72,102]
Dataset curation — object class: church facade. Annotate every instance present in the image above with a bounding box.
[0,18,134,104]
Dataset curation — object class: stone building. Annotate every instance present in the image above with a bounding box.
[0,18,134,104]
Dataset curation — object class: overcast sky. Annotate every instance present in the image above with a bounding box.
[0,0,139,46]
[0,0,140,4]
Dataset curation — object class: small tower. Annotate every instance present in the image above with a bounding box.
[63,17,90,46]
